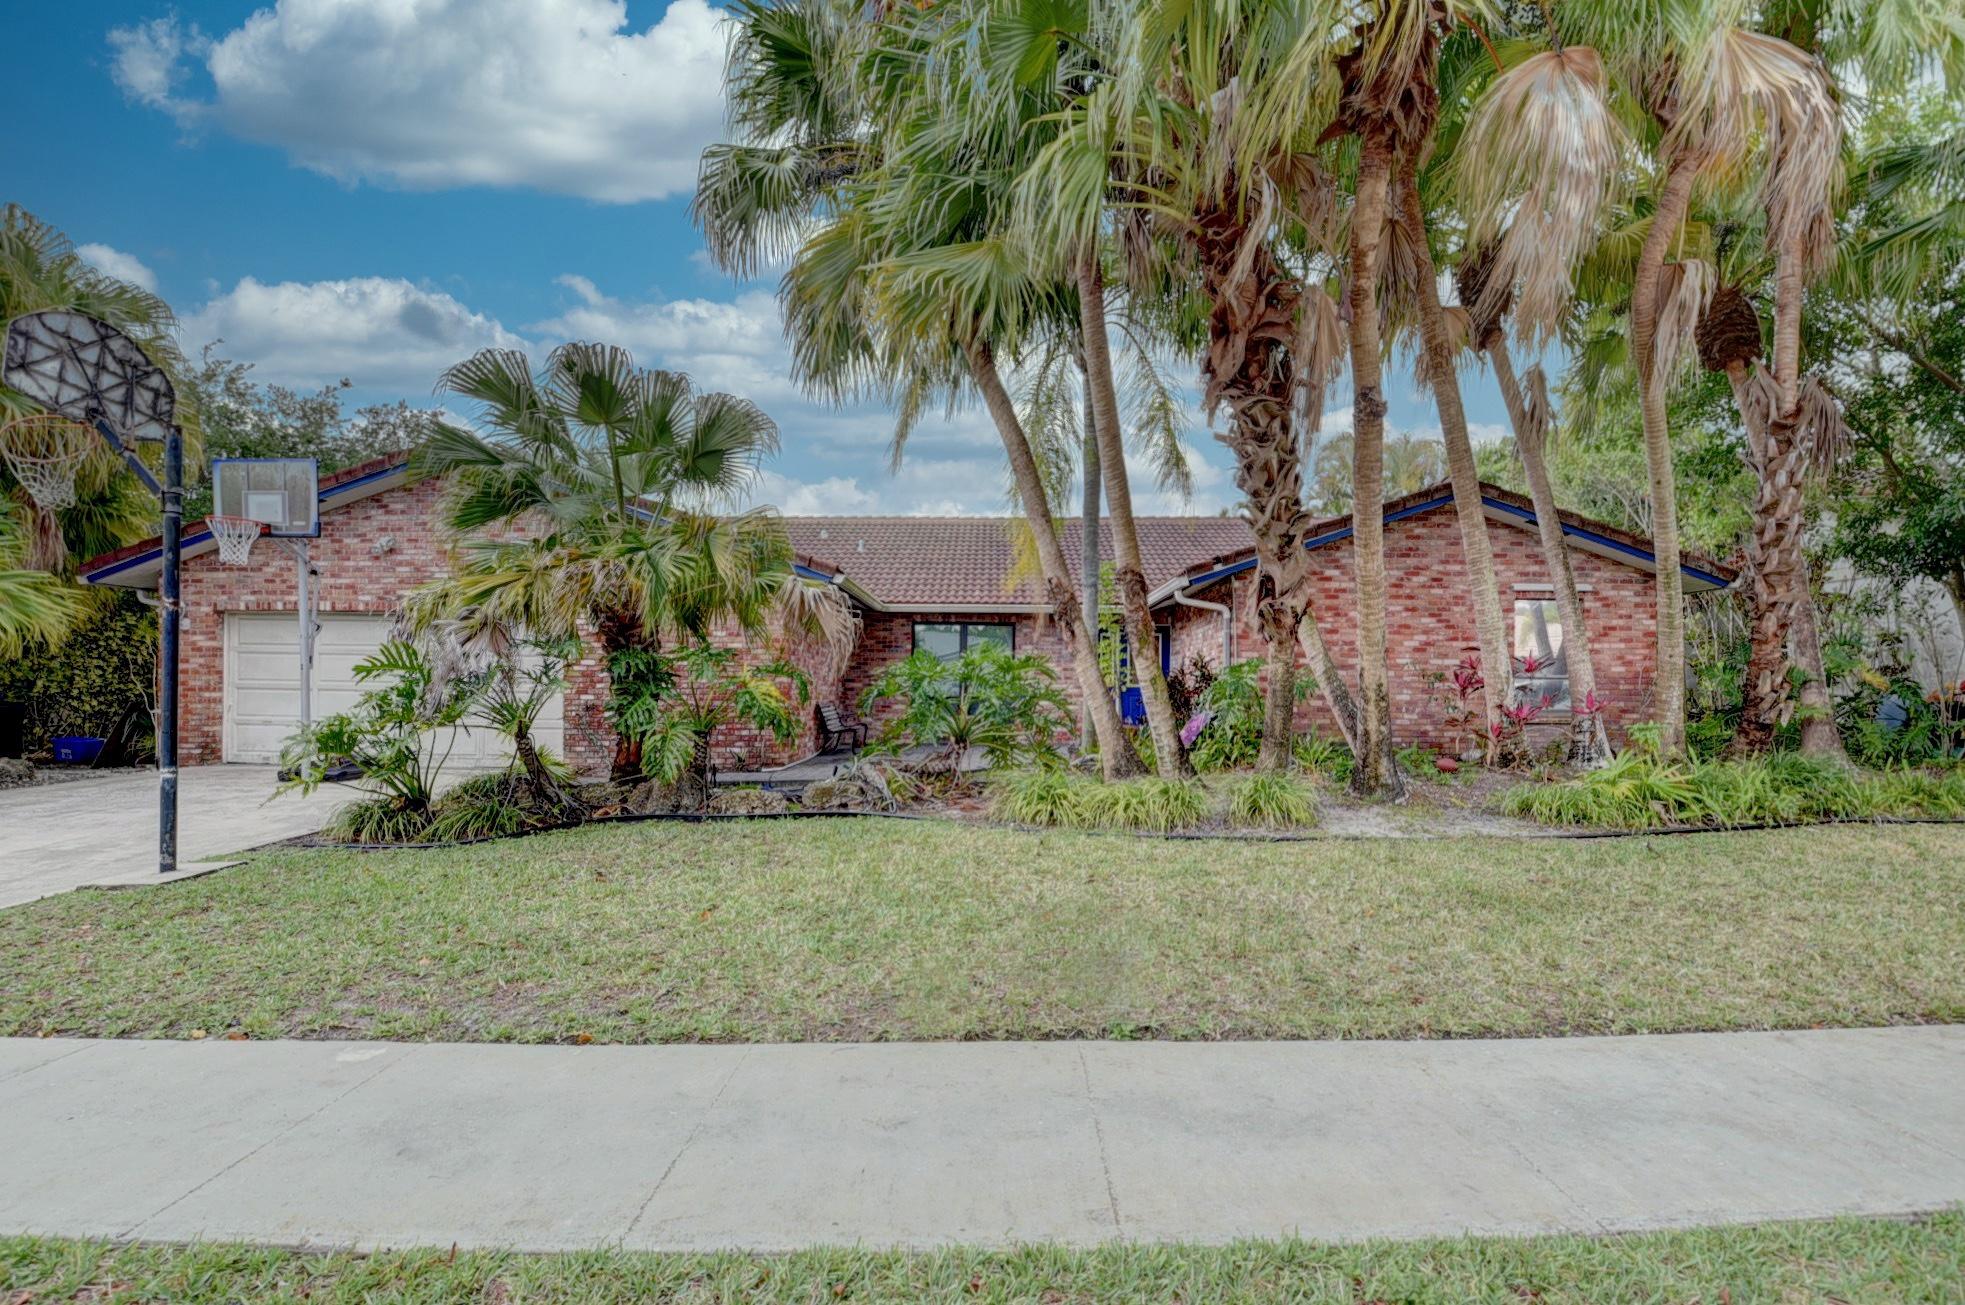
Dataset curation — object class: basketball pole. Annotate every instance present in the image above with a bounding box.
[159,424,181,876]
[89,412,179,875]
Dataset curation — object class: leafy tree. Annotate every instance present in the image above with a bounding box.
[180,349,446,518]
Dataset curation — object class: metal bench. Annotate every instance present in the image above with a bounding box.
[817,702,868,752]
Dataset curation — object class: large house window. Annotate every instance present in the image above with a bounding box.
[913,621,1014,661]
[1512,598,1570,713]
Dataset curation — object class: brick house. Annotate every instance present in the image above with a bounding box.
[80,452,1734,771]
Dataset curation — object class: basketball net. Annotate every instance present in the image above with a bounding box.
[0,413,97,511]
[207,515,268,566]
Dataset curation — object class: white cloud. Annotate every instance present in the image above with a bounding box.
[76,243,159,293]
[108,0,728,203]
[181,276,531,391]
[107,16,207,112]
[534,277,796,401]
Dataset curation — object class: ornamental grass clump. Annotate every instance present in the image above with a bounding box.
[1224,772,1320,829]
[1080,777,1209,833]
[992,768,1091,827]
[1504,744,1965,831]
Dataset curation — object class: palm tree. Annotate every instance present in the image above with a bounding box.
[411,344,844,780]
[1,205,198,576]
[1452,41,1630,764]
[1012,0,1396,775]
[700,0,1145,778]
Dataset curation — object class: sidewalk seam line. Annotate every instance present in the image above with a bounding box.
[621,1045,753,1241]
[0,1039,100,1086]
[1077,1047,1124,1237]
[114,1045,414,1240]
[1420,1059,1607,1234]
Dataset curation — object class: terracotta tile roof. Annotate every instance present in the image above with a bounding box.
[785,515,1253,608]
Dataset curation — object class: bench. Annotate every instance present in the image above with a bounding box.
[817,702,868,753]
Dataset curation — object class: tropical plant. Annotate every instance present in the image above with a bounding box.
[1,204,200,578]
[992,766,1092,827]
[1224,771,1320,829]
[278,640,482,842]
[608,640,807,801]
[412,343,851,780]
[1181,657,1308,773]
[698,0,1144,780]
[860,643,1072,771]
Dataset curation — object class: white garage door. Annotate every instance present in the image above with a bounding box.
[223,612,565,767]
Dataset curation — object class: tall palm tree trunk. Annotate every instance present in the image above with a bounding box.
[1629,155,1699,758]
[969,340,1142,779]
[1395,167,1511,757]
[1488,339,1609,764]
[1078,362,1102,752]
[1185,193,1334,773]
[1076,255,1192,776]
[1346,131,1406,799]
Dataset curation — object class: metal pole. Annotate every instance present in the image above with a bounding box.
[159,424,182,875]
[296,541,313,731]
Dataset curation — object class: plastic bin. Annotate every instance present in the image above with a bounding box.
[52,736,106,765]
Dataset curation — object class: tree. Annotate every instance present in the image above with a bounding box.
[180,348,447,518]
[1309,432,1446,516]
[1,205,198,577]
[1453,41,1630,765]
[410,344,850,781]
[697,0,1145,779]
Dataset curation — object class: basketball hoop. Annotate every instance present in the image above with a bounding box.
[207,514,268,566]
[0,413,97,510]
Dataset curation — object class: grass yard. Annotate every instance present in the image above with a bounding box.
[2,819,1962,1044]
[6,1213,1964,1302]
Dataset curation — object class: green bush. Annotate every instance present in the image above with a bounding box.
[1082,777,1209,832]
[991,772,1207,833]
[0,592,155,755]
[861,644,1071,770]
[423,771,552,842]
[992,768,1090,826]
[1503,748,1965,831]
[1292,728,1354,783]
[323,796,435,844]
[1224,772,1319,829]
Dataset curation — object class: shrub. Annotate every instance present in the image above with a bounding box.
[1292,729,1354,783]
[1504,747,1965,831]
[0,592,156,757]
[992,768,1090,827]
[323,796,435,844]
[423,771,554,843]
[1183,658,1267,771]
[861,644,1071,770]
[1081,777,1209,832]
[1224,772,1319,829]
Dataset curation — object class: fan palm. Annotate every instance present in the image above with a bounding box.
[698,0,1146,778]
[1012,0,1387,778]
[410,344,846,780]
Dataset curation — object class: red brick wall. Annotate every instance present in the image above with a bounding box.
[174,479,1663,773]
[1162,509,1660,751]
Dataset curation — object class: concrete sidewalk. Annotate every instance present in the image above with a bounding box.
[2,1027,1960,1252]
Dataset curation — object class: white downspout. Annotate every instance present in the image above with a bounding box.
[1172,583,1234,667]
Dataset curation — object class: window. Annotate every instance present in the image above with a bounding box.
[913,621,1014,661]
[1512,598,1570,713]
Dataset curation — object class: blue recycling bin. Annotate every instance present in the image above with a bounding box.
[52,735,106,765]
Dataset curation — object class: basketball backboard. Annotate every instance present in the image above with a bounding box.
[213,457,320,537]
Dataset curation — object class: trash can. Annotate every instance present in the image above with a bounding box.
[52,736,107,765]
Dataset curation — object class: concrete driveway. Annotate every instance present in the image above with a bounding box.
[0,766,352,910]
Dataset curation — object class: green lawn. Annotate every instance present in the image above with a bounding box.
[3,820,1962,1043]
[6,1213,1963,1302]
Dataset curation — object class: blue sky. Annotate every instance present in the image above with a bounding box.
[4,0,1514,517]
